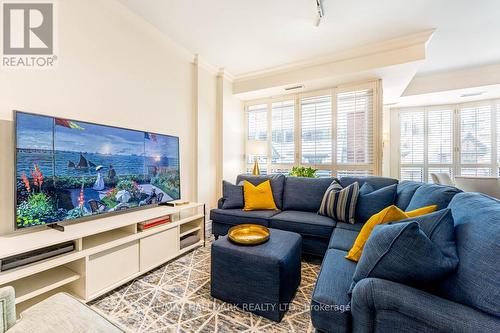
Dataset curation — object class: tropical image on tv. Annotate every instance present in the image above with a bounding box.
[15,112,180,229]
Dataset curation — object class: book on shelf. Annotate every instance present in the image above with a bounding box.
[138,216,171,231]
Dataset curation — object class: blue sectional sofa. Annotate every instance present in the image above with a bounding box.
[210,175,500,332]
[211,174,399,256]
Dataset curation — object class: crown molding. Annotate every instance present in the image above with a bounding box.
[234,29,435,82]
[217,68,235,82]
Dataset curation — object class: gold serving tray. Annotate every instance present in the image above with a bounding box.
[228,224,270,245]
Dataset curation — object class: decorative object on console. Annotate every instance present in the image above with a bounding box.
[228,224,270,245]
[246,140,267,175]
[318,180,359,224]
[243,180,278,211]
[351,209,458,292]
[137,215,171,231]
[161,200,190,207]
[346,204,438,262]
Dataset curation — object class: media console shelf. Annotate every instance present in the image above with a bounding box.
[0,202,205,315]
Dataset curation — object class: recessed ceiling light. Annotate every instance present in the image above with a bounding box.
[460,91,485,98]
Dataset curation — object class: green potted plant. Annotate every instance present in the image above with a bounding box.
[289,166,318,178]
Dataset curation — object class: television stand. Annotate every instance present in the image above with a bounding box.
[0,203,205,316]
[47,223,65,232]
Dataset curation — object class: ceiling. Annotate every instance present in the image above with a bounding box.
[118,0,500,77]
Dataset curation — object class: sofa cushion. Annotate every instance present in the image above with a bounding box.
[283,177,337,212]
[391,208,458,263]
[336,221,364,232]
[352,212,458,291]
[356,183,397,223]
[395,181,423,210]
[339,176,398,190]
[318,181,359,224]
[210,209,279,227]
[438,193,500,317]
[221,180,244,209]
[311,249,356,333]
[328,227,359,252]
[346,205,438,262]
[236,174,285,210]
[269,210,335,239]
[405,183,461,211]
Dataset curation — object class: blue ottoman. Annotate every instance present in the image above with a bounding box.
[211,228,302,322]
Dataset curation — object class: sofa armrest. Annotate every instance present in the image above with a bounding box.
[217,197,225,209]
[351,278,500,333]
[0,286,16,333]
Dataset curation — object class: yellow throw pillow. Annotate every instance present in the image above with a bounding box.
[243,180,278,211]
[345,204,438,262]
[405,204,438,218]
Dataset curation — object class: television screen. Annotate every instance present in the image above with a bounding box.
[15,111,180,229]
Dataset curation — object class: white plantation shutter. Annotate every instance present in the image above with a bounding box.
[244,81,382,176]
[400,111,424,165]
[301,95,332,165]
[397,100,500,182]
[271,100,295,164]
[459,105,492,175]
[428,109,453,164]
[247,104,267,141]
[400,167,423,182]
[497,104,500,175]
[398,109,453,183]
[336,89,374,165]
[337,170,374,178]
[246,104,268,166]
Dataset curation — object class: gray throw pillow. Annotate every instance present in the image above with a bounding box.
[221,180,244,209]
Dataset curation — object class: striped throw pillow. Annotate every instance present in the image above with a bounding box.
[318,180,360,224]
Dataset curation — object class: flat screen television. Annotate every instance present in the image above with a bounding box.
[15,111,180,229]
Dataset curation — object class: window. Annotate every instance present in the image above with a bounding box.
[246,104,268,165]
[271,100,295,164]
[337,89,374,165]
[395,100,500,182]
[245,81,382,176]
[301,95,332,165]
[497,103,500,175]
[459,105,492,175]
[398,108,453,182]
[247,104,267,141]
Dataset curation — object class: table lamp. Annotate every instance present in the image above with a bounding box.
[247,140,267,175]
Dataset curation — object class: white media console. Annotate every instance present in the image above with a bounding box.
[0,202,205,315]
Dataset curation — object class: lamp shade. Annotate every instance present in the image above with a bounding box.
[247,140,267,156]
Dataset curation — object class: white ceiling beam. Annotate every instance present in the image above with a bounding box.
[402,63,500,96]
[233,30,434,96]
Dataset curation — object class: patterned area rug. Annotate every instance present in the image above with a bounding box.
[90,243,321,332]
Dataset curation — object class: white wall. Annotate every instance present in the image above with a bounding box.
[0,0,220,234]
[195,64,219,209]
[222,77,245,183]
